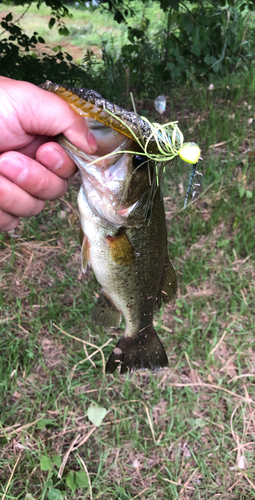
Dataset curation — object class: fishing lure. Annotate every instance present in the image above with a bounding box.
[40,81,201,166]
[183,164,203,210]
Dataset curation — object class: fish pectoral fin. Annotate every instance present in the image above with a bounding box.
[106,229,135,266]
[78,227,84,247]
[105,326,168,374]
[91,291,122,327]
[156,258,177,309]
[79,228,90,274]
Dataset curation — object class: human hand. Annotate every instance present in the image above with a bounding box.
[0,76,97,231]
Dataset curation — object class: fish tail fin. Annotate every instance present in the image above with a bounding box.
[106,326,168,374]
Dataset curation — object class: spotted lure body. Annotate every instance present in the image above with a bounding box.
[40,81,201,166]
[40,81,161,150]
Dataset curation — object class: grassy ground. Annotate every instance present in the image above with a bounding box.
[1,75,255,499]
[0,2,163,64]
[0,2,125,61]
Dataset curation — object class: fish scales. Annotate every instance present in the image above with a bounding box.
[40,82,177,374]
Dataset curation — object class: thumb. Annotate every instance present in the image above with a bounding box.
[30,83,98,153]
[5,77,97,153]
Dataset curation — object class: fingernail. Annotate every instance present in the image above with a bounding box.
[0,153,29,183]
[87,130,97,153]
[40,146,64,171]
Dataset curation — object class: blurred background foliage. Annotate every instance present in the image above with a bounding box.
[0,0,255,101]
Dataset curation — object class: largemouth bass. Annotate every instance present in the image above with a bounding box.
[41,83,178,373]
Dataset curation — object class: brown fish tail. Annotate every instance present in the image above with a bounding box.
[106,326,168,374]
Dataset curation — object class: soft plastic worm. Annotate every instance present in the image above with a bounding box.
[40,81,162,153]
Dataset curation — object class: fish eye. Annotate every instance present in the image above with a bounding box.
[132,154,148,170]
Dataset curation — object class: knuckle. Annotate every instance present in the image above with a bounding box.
[32,200,45,215]
[54,179,68,198]
[32,171,67,200]
[32,174,50,197]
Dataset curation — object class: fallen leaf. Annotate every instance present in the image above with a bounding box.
[87,402,108,427]
[237,455,247,469]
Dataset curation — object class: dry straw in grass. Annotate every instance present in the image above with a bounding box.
[52,322,113,376]
[2,453,21,500]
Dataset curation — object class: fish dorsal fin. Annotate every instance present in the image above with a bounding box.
[79,228,90,274]
[156,258,177,308]
[106,229,135,266]
[91,291,122,327]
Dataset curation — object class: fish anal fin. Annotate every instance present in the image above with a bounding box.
[91,291,121,327]
[106,326,168,374]
[79,229,90,274]
[156,258,177,309]
[106,229,135,266]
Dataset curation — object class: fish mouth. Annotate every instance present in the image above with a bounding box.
[57,128,144,226]
[57,132,136,187]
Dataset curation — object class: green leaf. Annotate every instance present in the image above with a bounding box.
[58,26,69,36]
[49,17,56,29]
[204,54,217,66]
[40,455,52,471]
[191,44,201,56]
[52,454,62,468]
[182,14,194,35]
[239,187,245,198]
[66,471,77,491]
[52,45,61,52]
[37,419,53,429]
[5,12,13,23]
[47,489,65,500]
[166,62,175,71]
[246,190,253,198]
[176,300,183,308]
[25,495,36,500]
[189,417,206,428]
[160,0,179,10]
[212,61,222,73]
[172,66,181,78]
[121,44,136,55]
[87,403,108,427]
[114,10,125,23]
[217,239,230,248]
[75,470,89,488]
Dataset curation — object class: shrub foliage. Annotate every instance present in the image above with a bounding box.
[0,0,254,98]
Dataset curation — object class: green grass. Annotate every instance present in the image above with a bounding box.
[0,2,127,63]
[1,14,255,498]
[0,1,164,63]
